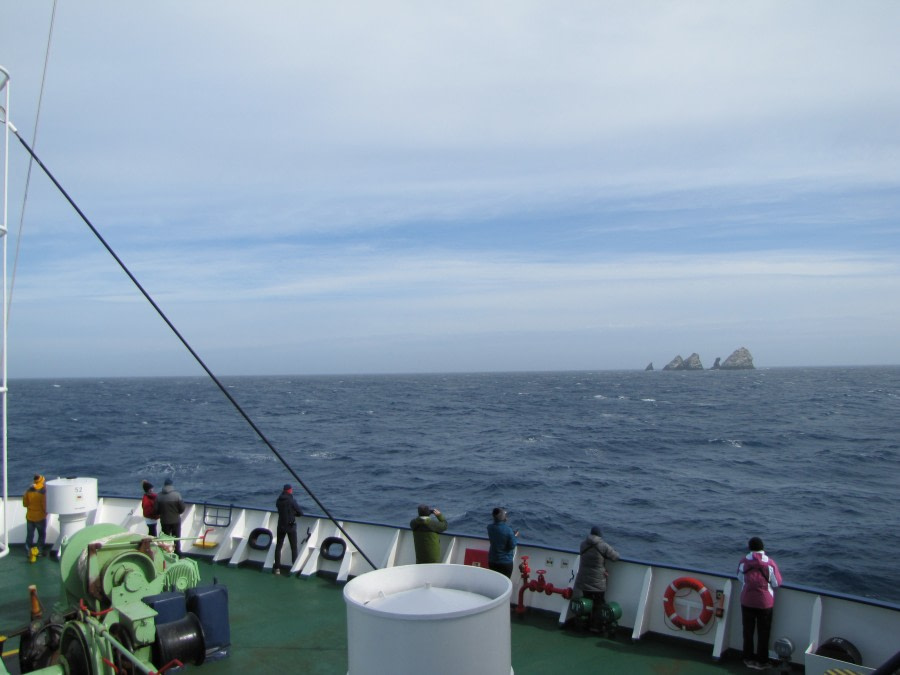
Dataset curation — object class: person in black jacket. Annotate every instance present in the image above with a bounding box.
[274,484,304,575]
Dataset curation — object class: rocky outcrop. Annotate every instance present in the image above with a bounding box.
[663,355,684,371]
[651,348,754,371]
[719,347,755,370]
[661,353,703,370]
[683,353,703,370]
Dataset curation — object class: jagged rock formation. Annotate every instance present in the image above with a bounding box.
[683,353,703,370]
[663,355,684,371]
[719,347,755,370]
[653,348,754,371]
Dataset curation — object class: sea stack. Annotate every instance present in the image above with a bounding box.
[720,347,755,370]
[645,362,654,371]
[662,355,684,371]
[683,353,703,370]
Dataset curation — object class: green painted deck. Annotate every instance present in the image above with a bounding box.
[2,551,764,674]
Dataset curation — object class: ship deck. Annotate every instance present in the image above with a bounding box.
[1,550,770,674]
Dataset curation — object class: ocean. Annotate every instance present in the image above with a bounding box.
[6,367,900,604]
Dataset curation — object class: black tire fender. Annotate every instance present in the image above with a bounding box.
[248,527,272,551]
[320,536,346,561]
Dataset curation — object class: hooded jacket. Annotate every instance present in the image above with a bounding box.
[276,490,304,529]
[156,484,186,525]
[23,476,47,522]
[573,533,620,593]
[410,512,448,563]
[737,550,782,609]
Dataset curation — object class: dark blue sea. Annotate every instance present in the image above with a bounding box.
[6,367,900,603]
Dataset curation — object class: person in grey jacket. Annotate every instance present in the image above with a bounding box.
[156,478,186,553]
[573,525,620,630]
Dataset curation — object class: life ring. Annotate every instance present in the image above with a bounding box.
[662,577,715,631]
[247,527,272,551]
[320,536,346,561]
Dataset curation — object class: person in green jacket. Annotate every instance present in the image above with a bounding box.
[410,504,448,563]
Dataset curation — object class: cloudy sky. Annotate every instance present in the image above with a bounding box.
[2,1,899,377]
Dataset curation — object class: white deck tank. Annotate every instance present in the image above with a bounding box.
[344,563,513,675]
[45,477,98,544]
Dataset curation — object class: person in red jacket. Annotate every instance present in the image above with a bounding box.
[141,480,159,536]
[737,537,783,670]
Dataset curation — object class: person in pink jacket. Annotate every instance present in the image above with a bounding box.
[737,537,783,670]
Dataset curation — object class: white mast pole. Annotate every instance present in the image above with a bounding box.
[0,65,9,560]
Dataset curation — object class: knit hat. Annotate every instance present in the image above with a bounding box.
[142,480,153,492]
[164,478,173,486]
[590,525,603,537]
[748,537,765,552]
[283,484,292,491]
[492,507,507,522]
[417,504,431,517]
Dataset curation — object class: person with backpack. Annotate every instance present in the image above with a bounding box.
[141,480,159,536]
[737,537,783,670]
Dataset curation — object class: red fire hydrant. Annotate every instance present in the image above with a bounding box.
[516,555,573,614]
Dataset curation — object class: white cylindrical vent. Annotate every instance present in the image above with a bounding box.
[344,564,513,675]
[46,477,98,515]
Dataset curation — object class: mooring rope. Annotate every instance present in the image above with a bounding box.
[9,125,378,572]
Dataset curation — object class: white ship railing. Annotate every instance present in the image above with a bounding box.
[3,493,897,672]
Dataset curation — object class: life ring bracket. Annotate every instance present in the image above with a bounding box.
[662,576,715,631]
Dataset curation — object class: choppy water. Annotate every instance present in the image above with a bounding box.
[6,367,900,603]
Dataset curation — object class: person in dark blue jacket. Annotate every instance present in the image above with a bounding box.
[486,507,518,577]
[274,484,304,575]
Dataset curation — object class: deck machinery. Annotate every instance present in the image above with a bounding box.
[8,524,230,674]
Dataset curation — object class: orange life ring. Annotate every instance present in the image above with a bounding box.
[662,576,715,631]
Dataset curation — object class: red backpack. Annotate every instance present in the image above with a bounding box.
[142,492,159,519]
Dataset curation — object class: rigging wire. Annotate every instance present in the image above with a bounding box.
[8,125,378,572]
[7,0,58,318]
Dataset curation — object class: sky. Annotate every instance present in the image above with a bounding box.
[1,1,899,378]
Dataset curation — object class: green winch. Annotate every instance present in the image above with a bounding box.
[9,523,229,675]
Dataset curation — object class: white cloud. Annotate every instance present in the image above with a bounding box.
[3,1,900,376]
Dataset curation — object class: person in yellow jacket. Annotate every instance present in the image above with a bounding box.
[23,474,47,557]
